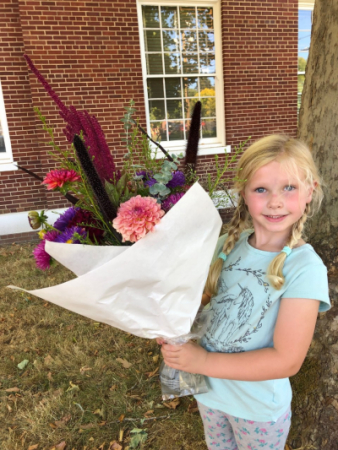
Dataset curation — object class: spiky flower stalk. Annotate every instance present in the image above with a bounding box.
[184,101,201,176]
[73,135,122,244]
[24,54,118,183]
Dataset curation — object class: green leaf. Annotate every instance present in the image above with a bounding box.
[129,429,148,449]
[17,359,29,370]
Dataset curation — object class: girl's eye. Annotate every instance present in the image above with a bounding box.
[255,187,266,193]
[284,185,296,191]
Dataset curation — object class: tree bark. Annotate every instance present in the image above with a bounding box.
[295,1,338,449]
[298,0,338,274]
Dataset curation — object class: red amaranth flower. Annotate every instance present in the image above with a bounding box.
[42,169,81,190]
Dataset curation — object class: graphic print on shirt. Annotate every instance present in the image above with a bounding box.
[203,257,272,353]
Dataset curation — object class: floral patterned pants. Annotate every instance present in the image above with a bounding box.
[197,401,291,450]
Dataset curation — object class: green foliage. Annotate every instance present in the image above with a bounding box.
[129,428,148,448]
[205,137,249,198]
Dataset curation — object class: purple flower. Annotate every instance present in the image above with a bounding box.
[32,230,59,270]
[55,226,87,243]
[53,207,80,232]
[161,192,185,212]
[136,170,157,187]
[144,178,157,187]
[166,171,186,189]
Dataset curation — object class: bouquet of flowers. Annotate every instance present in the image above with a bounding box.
[10,56,241,398]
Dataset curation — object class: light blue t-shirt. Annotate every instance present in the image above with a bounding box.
[195,230,330,422]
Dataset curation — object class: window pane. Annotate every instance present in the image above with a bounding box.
[164,53,181,74]
[168,121,184,140]
[146,54,163,74]
[147,78,164,99]
[181,31,197,52]
[180,7,196,29]
[0,120,5,153]
[144,30,162,52]
[202,118,216,138]
[182,53,198,74]
[163,30,179,52]
[142,5,160,28]
[149,100,165,120]
[201,97,215,117]
[200,76,215,91]
[183,77,198,97]
[167,100,183,119]
[199,31,214,52]
[161,6,178,28]
[198,7,213,29]
[165,78,182,98]
[150,121,167,141]
[200,53,215,73]
[184,98,199,118]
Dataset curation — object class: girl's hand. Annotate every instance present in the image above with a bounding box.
[156,337,166,345]
[161,341,208,374]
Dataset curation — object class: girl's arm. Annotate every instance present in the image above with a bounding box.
[161,297,320,381]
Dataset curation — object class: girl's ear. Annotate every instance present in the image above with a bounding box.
[241,191,247,204]
[306,181,317,203]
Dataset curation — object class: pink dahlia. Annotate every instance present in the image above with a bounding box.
[42,169,81,190]
[112,196,165,243]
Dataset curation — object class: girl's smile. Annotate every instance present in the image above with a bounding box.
[242,160,314,248]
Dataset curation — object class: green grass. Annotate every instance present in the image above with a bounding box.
[0,243,206,450]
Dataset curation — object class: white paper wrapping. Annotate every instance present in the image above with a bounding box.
[9,182,222,339]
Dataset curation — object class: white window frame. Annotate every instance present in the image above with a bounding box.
[137,0,230,157]
[0,81,16,171]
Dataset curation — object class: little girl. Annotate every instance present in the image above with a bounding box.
[161,135,330,450]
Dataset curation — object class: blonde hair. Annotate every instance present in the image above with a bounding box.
[205,134,323,295]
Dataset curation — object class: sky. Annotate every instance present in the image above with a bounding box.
[298,9,312,62]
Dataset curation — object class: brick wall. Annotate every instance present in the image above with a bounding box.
[0,0,47,214]
[0,0,298,234]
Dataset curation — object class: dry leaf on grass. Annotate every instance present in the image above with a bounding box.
[146,367,159,378]
[47,372,54,381]
[50,442,67,450]
[187,399,199,413]
[28,445,39,450]
[44,354,54,366]
[144,410,154,417]
[78,423,96,431]
[66,381,80,392]
[118,414,125,422]
[163,397,180,409]
[80,366,92,375]
[108,441,122,450]
[116,358,132,369]
[5,387,20,393]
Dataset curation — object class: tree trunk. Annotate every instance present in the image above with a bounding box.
[295,1,338,449]
[298,0,338,272]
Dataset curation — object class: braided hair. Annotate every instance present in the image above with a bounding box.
[205,135,323,295]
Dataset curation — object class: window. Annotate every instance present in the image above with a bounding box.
[298,1,314,112]
[137,0,228,156]
[0,81,16,171]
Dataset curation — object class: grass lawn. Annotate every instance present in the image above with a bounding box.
[0,242,207,450]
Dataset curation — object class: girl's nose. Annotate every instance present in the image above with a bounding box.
[267,193,282,208]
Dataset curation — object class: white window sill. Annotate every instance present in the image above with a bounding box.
[154,144,231,159]
[0,161,18,172]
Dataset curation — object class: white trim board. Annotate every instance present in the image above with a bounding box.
[0,209,67,236]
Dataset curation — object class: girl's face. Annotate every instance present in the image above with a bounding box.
[242,160,314,242]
